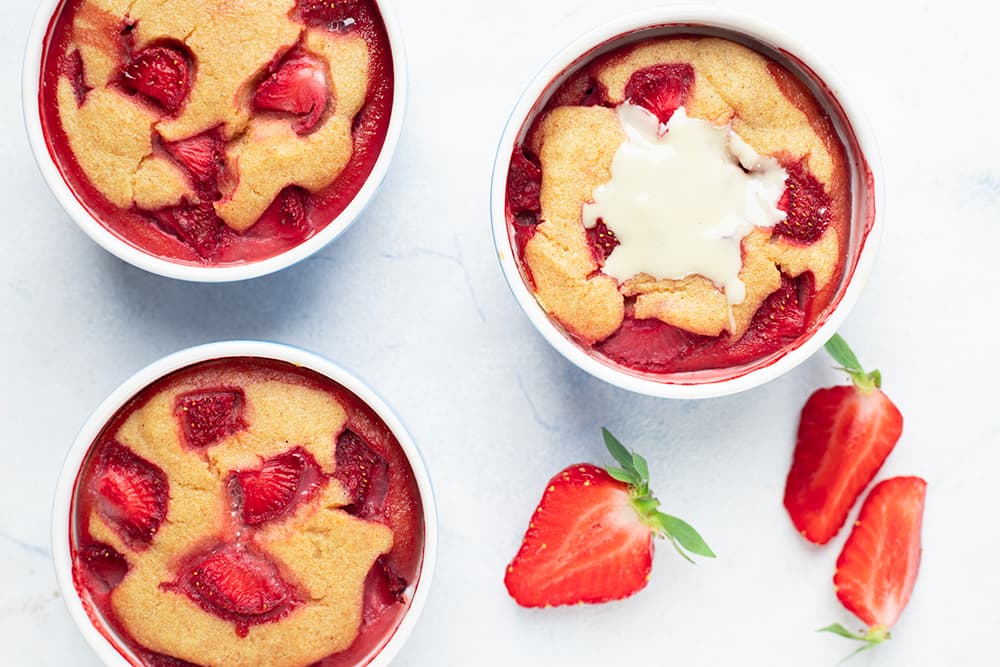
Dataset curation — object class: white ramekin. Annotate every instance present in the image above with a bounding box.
[52,341,437,667]
[490,6,884,399]
[23,2,407,282]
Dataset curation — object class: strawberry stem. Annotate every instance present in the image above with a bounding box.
[819,623,890,662]
[824,334,881,393]
[601,428,716,562]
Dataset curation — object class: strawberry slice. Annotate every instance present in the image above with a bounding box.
[174,388,247,449]
[93,442,169,549]
[121,46,191,113]
[596,317,706,373]
[253,50,328,134]
[586,219,620,264]
[229,448,324,525]
[334,430,389,518]
[298,0,360,24]
[775,160,832,244]
[784,334,904,544]
[163,130,225,193]
[170,543,301,637]
[624,63,695,125]
[506,151,542,216]
[504,429,713,607]
[821,476,927,657]
[362,556,408,624]
[78,542,129,593]
[248,187,312,242]
[152,203,228,260]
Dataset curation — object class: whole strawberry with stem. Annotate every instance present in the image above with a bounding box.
[504,429,714,608]
[820,476,927,660]
[784,334,904,544]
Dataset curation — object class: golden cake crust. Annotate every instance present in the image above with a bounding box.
[523,37,848,343]
[88,375,392,667]
[57,0,370,232]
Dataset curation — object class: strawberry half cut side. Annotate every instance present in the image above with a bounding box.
[163,130,225,195]
[775,160,832,244]
[120,45,191,113]
[624,63,695,125]
[504,429,714,608]
[783,334,904,544]
[166,543,302,637]
[152,202,229,260]
[820,476,927,660]
[253,49,329,134]
[174,387,247,449]
[93,441,169,549]
[228,447,324,526]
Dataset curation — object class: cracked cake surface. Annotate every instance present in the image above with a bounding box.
[72,358,424,667]
[506,35,851,375]
[40,0,394,265]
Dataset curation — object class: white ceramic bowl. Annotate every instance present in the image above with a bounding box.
[490,6,884,399]
[52,341,437,667]
[23,1,407,282]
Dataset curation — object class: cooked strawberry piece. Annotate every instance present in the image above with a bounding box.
[143,653,201,667]
[229,447,324,525]
[334,430,389,517]
[253,50,328,134]
[624,63,695,124]
[504,430,713,608]
[121,46,191,113]
[586,219,620,263]
[62,49,91,106]
[835,477,926,628]
[153,203,228,260]
[775,160,832,243]
[174,388,247,449]
[298,0,360,24]
[362,556,408,624]
[249,187,312,242]
[784,334,904,544]
[78,542,128,593]
[163,131,225,193]
[507,151,542,215]
[596,317,706,373]
[170,544,301,637]
[93,442,168,549]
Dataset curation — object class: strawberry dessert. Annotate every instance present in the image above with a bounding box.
[39,0,394,265]
[505,35,852,376]
[70,358,424,666]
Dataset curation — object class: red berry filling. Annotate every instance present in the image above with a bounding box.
[78,542,129,593]
[247,187,312,242]
[229,448,324,526]
[334,430,389,518]
[152,203,228,260]
[162,130,225,196]
[253,49,329,134]
[362,556,407,624]
[93,442,169,549]
[775,160,832,243]
[166,543,302,637]
[596,317,707,373]
[298,0,360,25]
[120,45,191,113]
[507,151,542,216]
[624,63,695,125]
[62,49,91,106]
[586,219,620,264]
[174,388,247,448]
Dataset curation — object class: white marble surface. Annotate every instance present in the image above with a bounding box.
[2,0,999,664]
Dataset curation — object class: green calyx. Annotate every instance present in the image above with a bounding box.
[819,623,891,662]
[601,428,716,563]
[824,334,882,394]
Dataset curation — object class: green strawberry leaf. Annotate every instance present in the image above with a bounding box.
[631,452,649,483]
[607,466,638,486]
[663,531,695,564]
[819,623,891,663]
[824,334,881,393]
[818,624,861,640]
[602,428,636,475]
[659,513,716,558]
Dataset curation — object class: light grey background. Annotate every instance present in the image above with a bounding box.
[2,0,998,665]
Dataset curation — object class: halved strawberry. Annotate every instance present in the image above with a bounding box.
[153,203,228,260]
[507,151,542,216]
[298,0,360,24]
[586,219,620,264]
[334,430,389,518]
[163,130,225,193]
[362,556,408,624]
[121,46,191,113]
[229,447,324,525]
[624,63,695,125]
[784,334,904,544]
[821,476,927,658]
[504,429,713,608]
[253,50,328,134]
[78,542,129,593]
[775,160,832,244]
[174,388,247,449]
[169,543,301,637]
[248,187,312,242]
[93,442,169,549]
[596,317,706,373]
